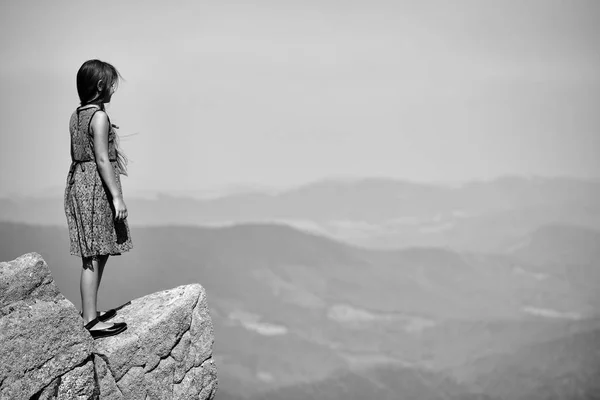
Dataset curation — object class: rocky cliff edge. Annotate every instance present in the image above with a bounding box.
[0,253,218,400]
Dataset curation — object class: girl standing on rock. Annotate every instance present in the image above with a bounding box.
[64,59,131,339]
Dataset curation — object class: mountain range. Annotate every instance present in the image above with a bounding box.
[1,175,599,398]
[1,220,599,399]
[2,175,600,252]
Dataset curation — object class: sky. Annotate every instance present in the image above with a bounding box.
[1,0,599,198]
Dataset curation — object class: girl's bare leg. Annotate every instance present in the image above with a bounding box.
[81,255,113,329]
[95,255,110,319]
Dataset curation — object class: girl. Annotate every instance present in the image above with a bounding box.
[64,59,132,339]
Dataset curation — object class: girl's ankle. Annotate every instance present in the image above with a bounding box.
[82,314,97,324]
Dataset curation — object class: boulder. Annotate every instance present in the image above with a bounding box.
[93,284,218,400]
[0,253,218,400]
[0,253,93,400]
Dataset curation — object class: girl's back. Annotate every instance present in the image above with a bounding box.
[64,105,132,258]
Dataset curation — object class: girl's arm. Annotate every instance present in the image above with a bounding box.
[90,111,128,221]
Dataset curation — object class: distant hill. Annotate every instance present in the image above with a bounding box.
[218,363,497,400]
[2,220,599,319]
[505,225,600,306]
[2,221,600,399]
[508,224,600,266]
[2,175,600,251]
[453,327,600,400]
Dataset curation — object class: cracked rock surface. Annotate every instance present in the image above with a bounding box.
[0,253,218,400]
[94,284,218,400]
[0,253,93,400]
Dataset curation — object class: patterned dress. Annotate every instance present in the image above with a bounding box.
[64,106,133,259]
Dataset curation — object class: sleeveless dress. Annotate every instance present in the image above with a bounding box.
[64,106,133,259]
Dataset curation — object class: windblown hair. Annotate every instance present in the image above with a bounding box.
[76,59,128,176]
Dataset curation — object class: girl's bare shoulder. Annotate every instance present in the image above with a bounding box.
[89,109,110,134]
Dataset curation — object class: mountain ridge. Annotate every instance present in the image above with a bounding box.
[1,221,599,399]
[2,175,599,252]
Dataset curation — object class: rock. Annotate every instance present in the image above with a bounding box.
[0,253,218,400]
[0,252,63,314]
[93,284,218,400]
[0,253,93,400]
[56,359,98,400]
[93,354,123,400]
[35,359,97,400]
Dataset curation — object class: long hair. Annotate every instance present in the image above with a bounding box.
[76,59,128,176]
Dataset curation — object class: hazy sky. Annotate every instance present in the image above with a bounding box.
[1,0,599,197]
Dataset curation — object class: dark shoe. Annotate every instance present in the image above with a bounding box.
[98,309,117,322]
[79,309,117,322]
[84,317,127,339]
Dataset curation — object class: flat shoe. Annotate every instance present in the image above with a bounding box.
[84,317,127,340]
[98,308,117,322]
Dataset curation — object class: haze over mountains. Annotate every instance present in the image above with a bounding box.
[1,175,599,399]
[2,175,600,252]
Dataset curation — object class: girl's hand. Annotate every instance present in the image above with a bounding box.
[113,196,128,222]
